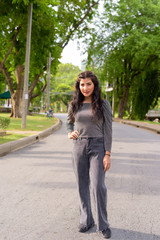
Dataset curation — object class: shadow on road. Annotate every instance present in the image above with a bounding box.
[83,226,160,240]
[107,151,160,196]
[110,227,160,240]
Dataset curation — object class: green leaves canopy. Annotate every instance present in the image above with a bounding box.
[0,0,99,80]
[85,0,160,118]
[0,0,99,117]
[47,63,81,110]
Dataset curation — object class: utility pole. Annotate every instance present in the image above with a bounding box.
[112,79,115,117]
[47,52,51,112]
[21,3,33,128]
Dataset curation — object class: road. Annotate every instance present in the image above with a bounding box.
[0,113,160,240]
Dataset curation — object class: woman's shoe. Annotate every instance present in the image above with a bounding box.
[78,223,95,233]
[102,228,111,239]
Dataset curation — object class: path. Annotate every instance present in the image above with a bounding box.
[0,113,160,240]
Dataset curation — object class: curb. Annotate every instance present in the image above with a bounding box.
[113,118,160,134]
[0,118,62,157]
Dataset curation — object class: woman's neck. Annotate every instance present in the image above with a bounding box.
[83,97,92,103]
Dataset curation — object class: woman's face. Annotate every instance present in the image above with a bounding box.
[79,78,94,98]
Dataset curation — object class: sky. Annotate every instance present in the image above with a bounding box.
[60,40,86,70]
[60,1,104,70]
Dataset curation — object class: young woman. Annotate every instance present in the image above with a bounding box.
[66,71,112,239]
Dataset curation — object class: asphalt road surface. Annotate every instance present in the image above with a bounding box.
[0,113,160,240]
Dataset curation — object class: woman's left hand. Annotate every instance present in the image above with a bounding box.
[103,155,111,172]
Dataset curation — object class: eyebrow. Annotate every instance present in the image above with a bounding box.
[80,81,92,84]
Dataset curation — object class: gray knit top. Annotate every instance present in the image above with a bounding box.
[66,100,112,152]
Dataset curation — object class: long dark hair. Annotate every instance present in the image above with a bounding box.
[68,71,103,122]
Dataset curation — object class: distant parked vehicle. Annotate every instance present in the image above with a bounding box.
[146,110,160,121]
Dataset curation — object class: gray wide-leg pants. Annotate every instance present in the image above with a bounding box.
[72,137,109,231]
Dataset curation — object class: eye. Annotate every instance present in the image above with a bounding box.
[80,83,84,87]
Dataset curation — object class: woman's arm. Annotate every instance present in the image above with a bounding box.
[102,99,112,153]
[103,151,111,172]
[66,104,79,139]
[102,100,112,172]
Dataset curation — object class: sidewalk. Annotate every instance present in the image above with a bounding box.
[114,118,160,134]
[0,113,159,239]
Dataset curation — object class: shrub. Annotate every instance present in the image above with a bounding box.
[0,117,10,130]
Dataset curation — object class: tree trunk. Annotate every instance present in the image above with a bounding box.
[118,87,130,118]
[27,72,42,112]
[27,73,47,114]
[10,65,24,118]
[10,93,22,118]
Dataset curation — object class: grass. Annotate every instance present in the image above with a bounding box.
[0,133,32,144]
[142,120,160,125]
[0,113,57,131]
[0,113,58,144]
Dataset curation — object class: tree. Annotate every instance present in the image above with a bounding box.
[0,0,99,117]
[84,0,160,118]
[48,63,81,111]
[0,73,6,93]
[131,69,160,119]
[51,63,81,89]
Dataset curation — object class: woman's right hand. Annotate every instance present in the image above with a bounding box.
[68,130,79,139]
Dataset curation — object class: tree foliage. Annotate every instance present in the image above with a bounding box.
[84,0,160,118]
[51,63,81,89]
[131,70,160,119]
[0,0,99,117]
[31,63,81,112]
[49,63,81,111]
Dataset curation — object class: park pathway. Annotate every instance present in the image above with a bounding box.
[0,113,160,240]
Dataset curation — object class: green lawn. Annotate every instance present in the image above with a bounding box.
[0,113,58,144]
[0,133,32,144]
[0,113,57,131]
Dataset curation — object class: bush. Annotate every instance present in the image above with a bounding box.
[0,117,10,130]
